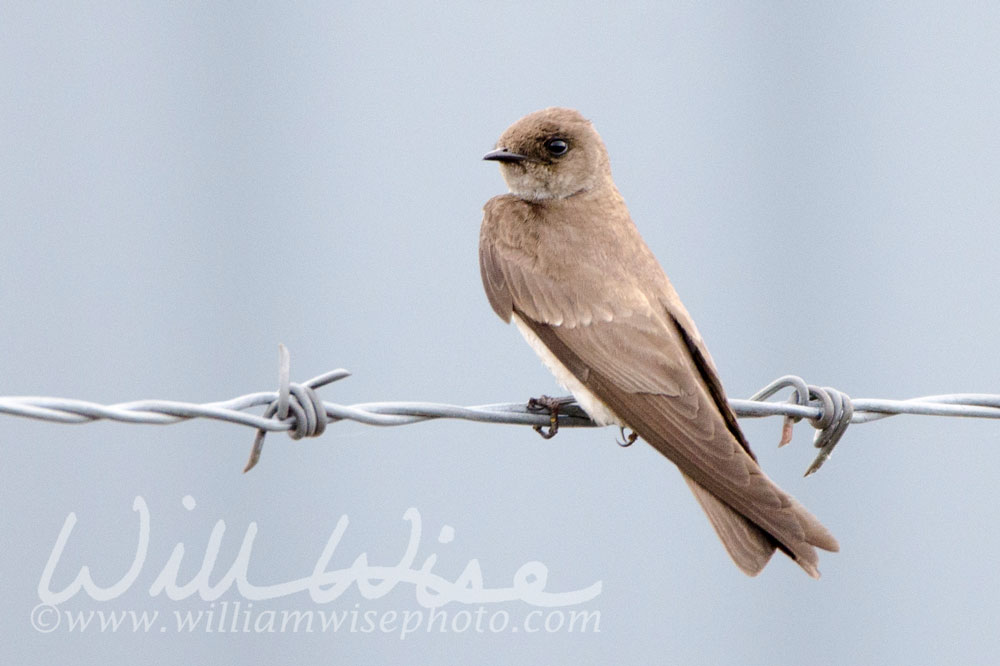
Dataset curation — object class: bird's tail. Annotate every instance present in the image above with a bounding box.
[682,473,838,578]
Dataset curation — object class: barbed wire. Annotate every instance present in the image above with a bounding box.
[2,345,999,475]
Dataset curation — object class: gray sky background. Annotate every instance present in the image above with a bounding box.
[3,2,1000,663]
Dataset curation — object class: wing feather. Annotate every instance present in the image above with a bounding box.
[479,195,837,576]
[521,313,838,576]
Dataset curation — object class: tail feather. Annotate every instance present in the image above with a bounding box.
[682,473,838,578]
[682,474,776,576]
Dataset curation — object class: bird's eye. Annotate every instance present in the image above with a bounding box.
[544,138,569,156]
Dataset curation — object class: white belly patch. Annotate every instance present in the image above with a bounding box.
[512,313,622,427]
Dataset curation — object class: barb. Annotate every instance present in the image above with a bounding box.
[2,347,1000,475]
[244,344,331,472]
[745,376,855,476]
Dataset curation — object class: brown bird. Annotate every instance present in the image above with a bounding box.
[479,107,838,577]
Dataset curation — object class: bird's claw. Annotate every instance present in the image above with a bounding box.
[527,395,574,439]
[617,426,638,447]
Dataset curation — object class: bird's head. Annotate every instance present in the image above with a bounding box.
[483,107,611,201]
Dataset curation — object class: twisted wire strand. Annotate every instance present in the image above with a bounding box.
[2,348,999,475]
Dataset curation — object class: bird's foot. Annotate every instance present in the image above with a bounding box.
[617,426,639,447]
[527,395,576,439]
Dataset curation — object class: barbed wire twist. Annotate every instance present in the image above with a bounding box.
[2,345,1000,475]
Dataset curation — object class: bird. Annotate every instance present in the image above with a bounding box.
[479,107,838,577]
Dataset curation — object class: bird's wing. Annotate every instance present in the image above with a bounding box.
[481,226,837,576]
[519,307,837,575]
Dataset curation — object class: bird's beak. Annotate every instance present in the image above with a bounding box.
[483,148,529,163]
